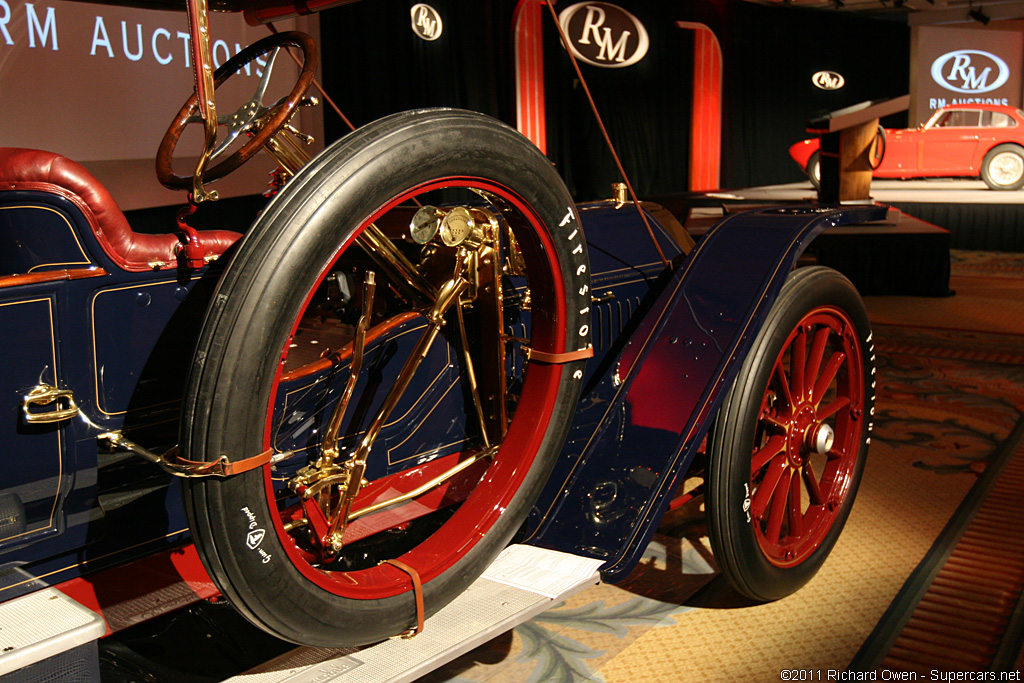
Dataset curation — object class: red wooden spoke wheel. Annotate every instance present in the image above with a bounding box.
[180,110,591,647]
[707,267,873,602]
[750,307,864,567]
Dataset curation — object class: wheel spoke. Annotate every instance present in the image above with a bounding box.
[772,363,793,412]
[790,328,807,402]
[751,434,787,473]
[804,325,831,398]
[817,395,851,421]
[802,460,824,507]
[787,472,803,540]
[765,469,792,545]
[751,456,788,520]
[812,350,846,406]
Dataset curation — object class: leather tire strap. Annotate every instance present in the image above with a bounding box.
[527,347,594,364]
[166,448,274,477]
[218,448,274,476]
[383,559,425,637]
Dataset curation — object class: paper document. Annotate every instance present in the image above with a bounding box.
[481,545,603,598]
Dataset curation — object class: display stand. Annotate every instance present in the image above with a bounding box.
[809,95,909,203]
[226,545,603,683]
[0,586,106,680]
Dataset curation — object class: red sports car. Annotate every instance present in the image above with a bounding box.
[790,103,1024,190]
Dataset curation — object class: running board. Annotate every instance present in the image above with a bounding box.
[226,545,603,683]
[0,587,106,678]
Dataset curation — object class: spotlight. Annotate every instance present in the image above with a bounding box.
[969,7,990,23]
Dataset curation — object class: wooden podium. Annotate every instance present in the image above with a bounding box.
[808,95,909,203]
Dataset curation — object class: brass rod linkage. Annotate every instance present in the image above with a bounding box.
[318,270,377,470]
[184,0,219,202]
[323,273,470,553]
[347,444,499,523]
[356,226,437,305]
[456,301,491,449]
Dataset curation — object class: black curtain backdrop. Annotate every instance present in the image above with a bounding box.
[544,0,694,201]
[319,0,518,142]
[687,1,910,189]
[316,0,909,196]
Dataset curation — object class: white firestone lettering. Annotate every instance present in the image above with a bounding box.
[560,207,575,227]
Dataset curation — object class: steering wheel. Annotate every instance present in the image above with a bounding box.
[156,31,317,191]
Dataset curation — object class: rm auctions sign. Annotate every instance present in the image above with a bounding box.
[912,26,1022,125]
[557,2,649,68]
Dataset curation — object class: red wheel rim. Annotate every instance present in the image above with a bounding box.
[748,306,865,568]
[262,177,567,599]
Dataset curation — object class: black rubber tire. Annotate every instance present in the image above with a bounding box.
[706,267,873,602]
[807,151,821,191]
[180,109,591,646]
[980,143,1024,190]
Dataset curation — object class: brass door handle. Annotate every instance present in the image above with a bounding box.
[22,384,79,423]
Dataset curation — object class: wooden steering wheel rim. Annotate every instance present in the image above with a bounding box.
[156,31,318,191]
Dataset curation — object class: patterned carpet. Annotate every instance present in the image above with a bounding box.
[419,253,1024,683]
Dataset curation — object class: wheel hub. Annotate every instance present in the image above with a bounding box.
[785,403,820,466]
[807,422,835,455]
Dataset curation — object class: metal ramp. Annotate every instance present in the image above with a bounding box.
[0,586,106,679]
[226,545,603,683]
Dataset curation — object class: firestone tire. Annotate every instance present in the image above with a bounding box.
[706,267,873,602]
[180,109,592,647]
[981,143,1024,190]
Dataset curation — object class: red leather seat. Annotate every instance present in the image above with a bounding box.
[0,148,241,272]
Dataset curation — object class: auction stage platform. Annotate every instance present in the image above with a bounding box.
[656,177,1024,298]
[711,179,1024,253]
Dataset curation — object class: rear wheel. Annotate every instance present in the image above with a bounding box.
[706,267,872,601]
[180,110,591,646]
[981,143,1024,190]
[807,152,821,190]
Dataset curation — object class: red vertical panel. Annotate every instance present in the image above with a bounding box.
[678,22,722,191]
[515,1,546,154]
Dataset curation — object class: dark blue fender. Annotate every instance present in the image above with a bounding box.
[525,204,888,581]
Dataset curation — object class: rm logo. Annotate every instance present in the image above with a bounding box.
[410,4,443,42]
[558,2,649,69]
[931,49,1010,94]
[812,70,845,91]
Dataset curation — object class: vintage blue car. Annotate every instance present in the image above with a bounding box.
[0,1,880,667]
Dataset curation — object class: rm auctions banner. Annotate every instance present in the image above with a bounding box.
[912,25,1023,125]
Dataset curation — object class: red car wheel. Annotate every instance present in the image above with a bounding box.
[707,267,873,601]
